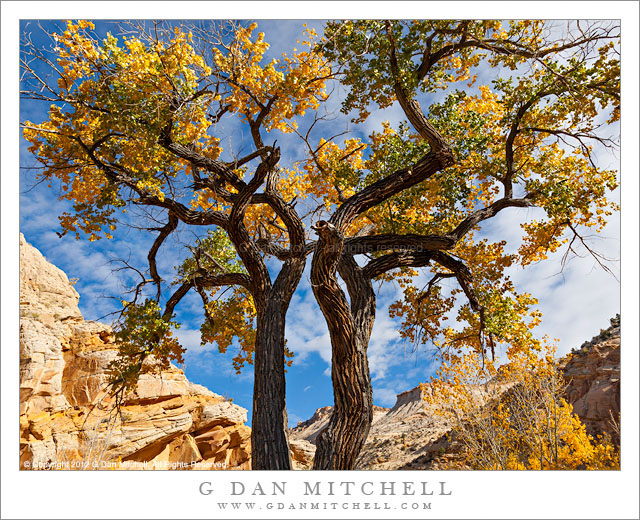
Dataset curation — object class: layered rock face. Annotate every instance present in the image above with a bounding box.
[290,385,487,470]
[560,321,621,442]
[19,234,251,470]
[288,405,390,469]
[352,386,449,470]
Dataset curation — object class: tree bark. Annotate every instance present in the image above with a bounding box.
[311,223,376,469]
[312,324,374,470]
[251,256,305,470]
[251,296,291,470]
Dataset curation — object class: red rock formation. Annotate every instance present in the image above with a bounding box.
[560,320,621,443]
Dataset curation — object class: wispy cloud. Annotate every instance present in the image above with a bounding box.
[373,387,399,407]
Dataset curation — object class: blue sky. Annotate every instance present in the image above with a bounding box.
[17,18,622,428]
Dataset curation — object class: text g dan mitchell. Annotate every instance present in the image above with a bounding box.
[198,480,453,497]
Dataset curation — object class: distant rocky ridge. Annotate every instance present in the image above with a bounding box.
[289,381,494,470]
[291,405,390,445]
[291,320,621,470]
[19,234,252,470]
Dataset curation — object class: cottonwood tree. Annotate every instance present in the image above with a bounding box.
[21,20,332,470]
[304,20,619,469]
[21,19,620,472]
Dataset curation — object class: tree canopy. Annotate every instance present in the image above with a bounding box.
[317,19,618,358]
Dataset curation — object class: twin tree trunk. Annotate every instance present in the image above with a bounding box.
[252,246,377,470]
[311,224,377,470]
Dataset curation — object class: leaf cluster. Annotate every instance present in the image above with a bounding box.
[107,299,184,393]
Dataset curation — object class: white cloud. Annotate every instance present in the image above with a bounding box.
[480,197,621,356]
[284,266,333,365]
[175,327,204,353]
[373,386,399,407]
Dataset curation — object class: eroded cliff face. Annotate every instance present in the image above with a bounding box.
[560,321,621,442]
[289,384,493,470]
[19,234,251,470]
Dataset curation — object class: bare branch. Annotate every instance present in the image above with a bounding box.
[450,197,533,240]
[148,213,179,302]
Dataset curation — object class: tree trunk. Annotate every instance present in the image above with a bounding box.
[251,297,291,470]
[312,326,374,469]
[311,223,376,469]
[250,258,305,470]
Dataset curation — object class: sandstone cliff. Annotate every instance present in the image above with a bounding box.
[289,383,488,470]
[20,234,251,470]
[561,317,620,442]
